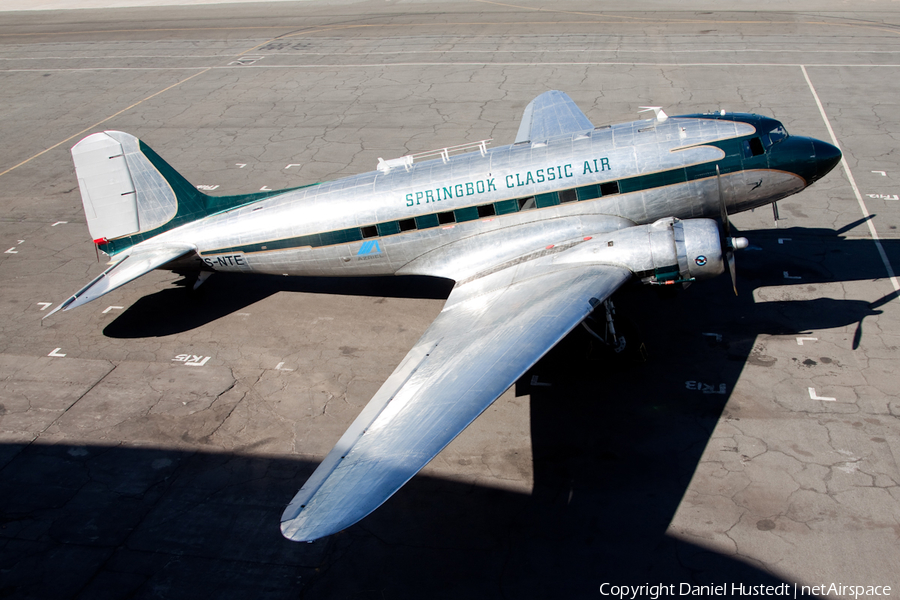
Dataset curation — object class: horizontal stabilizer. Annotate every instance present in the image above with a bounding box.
[44,243,195,319]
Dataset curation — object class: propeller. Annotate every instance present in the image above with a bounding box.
[716,165,749,295]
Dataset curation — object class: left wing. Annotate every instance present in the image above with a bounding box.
[281,259,630,541]
[514,90,596,144]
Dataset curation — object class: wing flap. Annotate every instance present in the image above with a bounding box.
[44,243,195,319]
[281,261,631,541]
[514,90,595,144]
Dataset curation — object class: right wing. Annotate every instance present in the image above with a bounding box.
[514,90,596,144]
[281,258,631,541]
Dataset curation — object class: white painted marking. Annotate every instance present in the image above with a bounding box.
[227,56,263,66]
[17,240,24,244]
[702,333,722,342]
[260,185,272,191]
[173,354,211,367]
[778,238,792,244]
[530,375,551,387]
[808,387,836,401]
[102,306,123,314]
[285,164,302,169]
[783,271,802,279]
[5,247,18,254]
[796,337,818,345]
[51,221,67,226]
[48,348,66,357]
[275,362,294,371]
[802,65,900,292]
[196,184,219,191]
[37,302,52,311]
[236,312,251,317]
[866,193,899,200]
[235,163,247,168]
[685,381,727,394]
[872,171,887,176]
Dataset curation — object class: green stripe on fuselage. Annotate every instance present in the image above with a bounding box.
[98,141,316,256]
[204,135,780,257]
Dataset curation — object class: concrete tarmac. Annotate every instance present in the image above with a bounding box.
[0,1,898,598]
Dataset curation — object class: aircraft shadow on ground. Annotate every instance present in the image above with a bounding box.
[22,223,889,597]
[102,274,454,339]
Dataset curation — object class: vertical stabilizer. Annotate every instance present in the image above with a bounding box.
[71,131,180,242]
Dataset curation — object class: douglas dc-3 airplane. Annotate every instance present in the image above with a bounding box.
[48,91,841,542]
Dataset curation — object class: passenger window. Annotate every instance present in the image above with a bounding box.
[398,218,417,232]
[518,196,536,211]
[438,211,455,224]
[558,189,577,203]
[477,204,496,218]
[599,181,619,196]
[360,225,378,238]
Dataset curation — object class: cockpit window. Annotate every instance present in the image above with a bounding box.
[762,125,788,149]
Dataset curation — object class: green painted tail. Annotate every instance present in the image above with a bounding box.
[71,131,311,256]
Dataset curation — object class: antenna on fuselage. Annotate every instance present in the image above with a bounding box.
[638,106,668,123]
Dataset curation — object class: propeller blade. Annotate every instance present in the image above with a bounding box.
[716,165,731,237]
[716,164,739,295]
[727,251,737,296]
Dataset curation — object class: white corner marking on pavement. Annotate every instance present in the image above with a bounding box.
[808,387,835,401]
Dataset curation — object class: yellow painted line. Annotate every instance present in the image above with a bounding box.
[0,67,210,180]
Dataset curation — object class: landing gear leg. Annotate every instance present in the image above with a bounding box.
[581,299,627,354]
[193,270,213,291]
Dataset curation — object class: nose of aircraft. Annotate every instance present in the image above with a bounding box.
[812,138,842,182]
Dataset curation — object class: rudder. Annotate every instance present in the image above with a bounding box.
[72,130,203,244]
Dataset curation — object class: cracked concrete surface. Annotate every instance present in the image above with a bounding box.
[0,0,899,598]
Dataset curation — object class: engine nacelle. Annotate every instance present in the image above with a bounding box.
[557,217,725,284]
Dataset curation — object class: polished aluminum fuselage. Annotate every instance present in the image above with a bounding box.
[158,116,804,282]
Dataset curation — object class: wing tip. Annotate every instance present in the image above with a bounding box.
[280,514,338,543]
